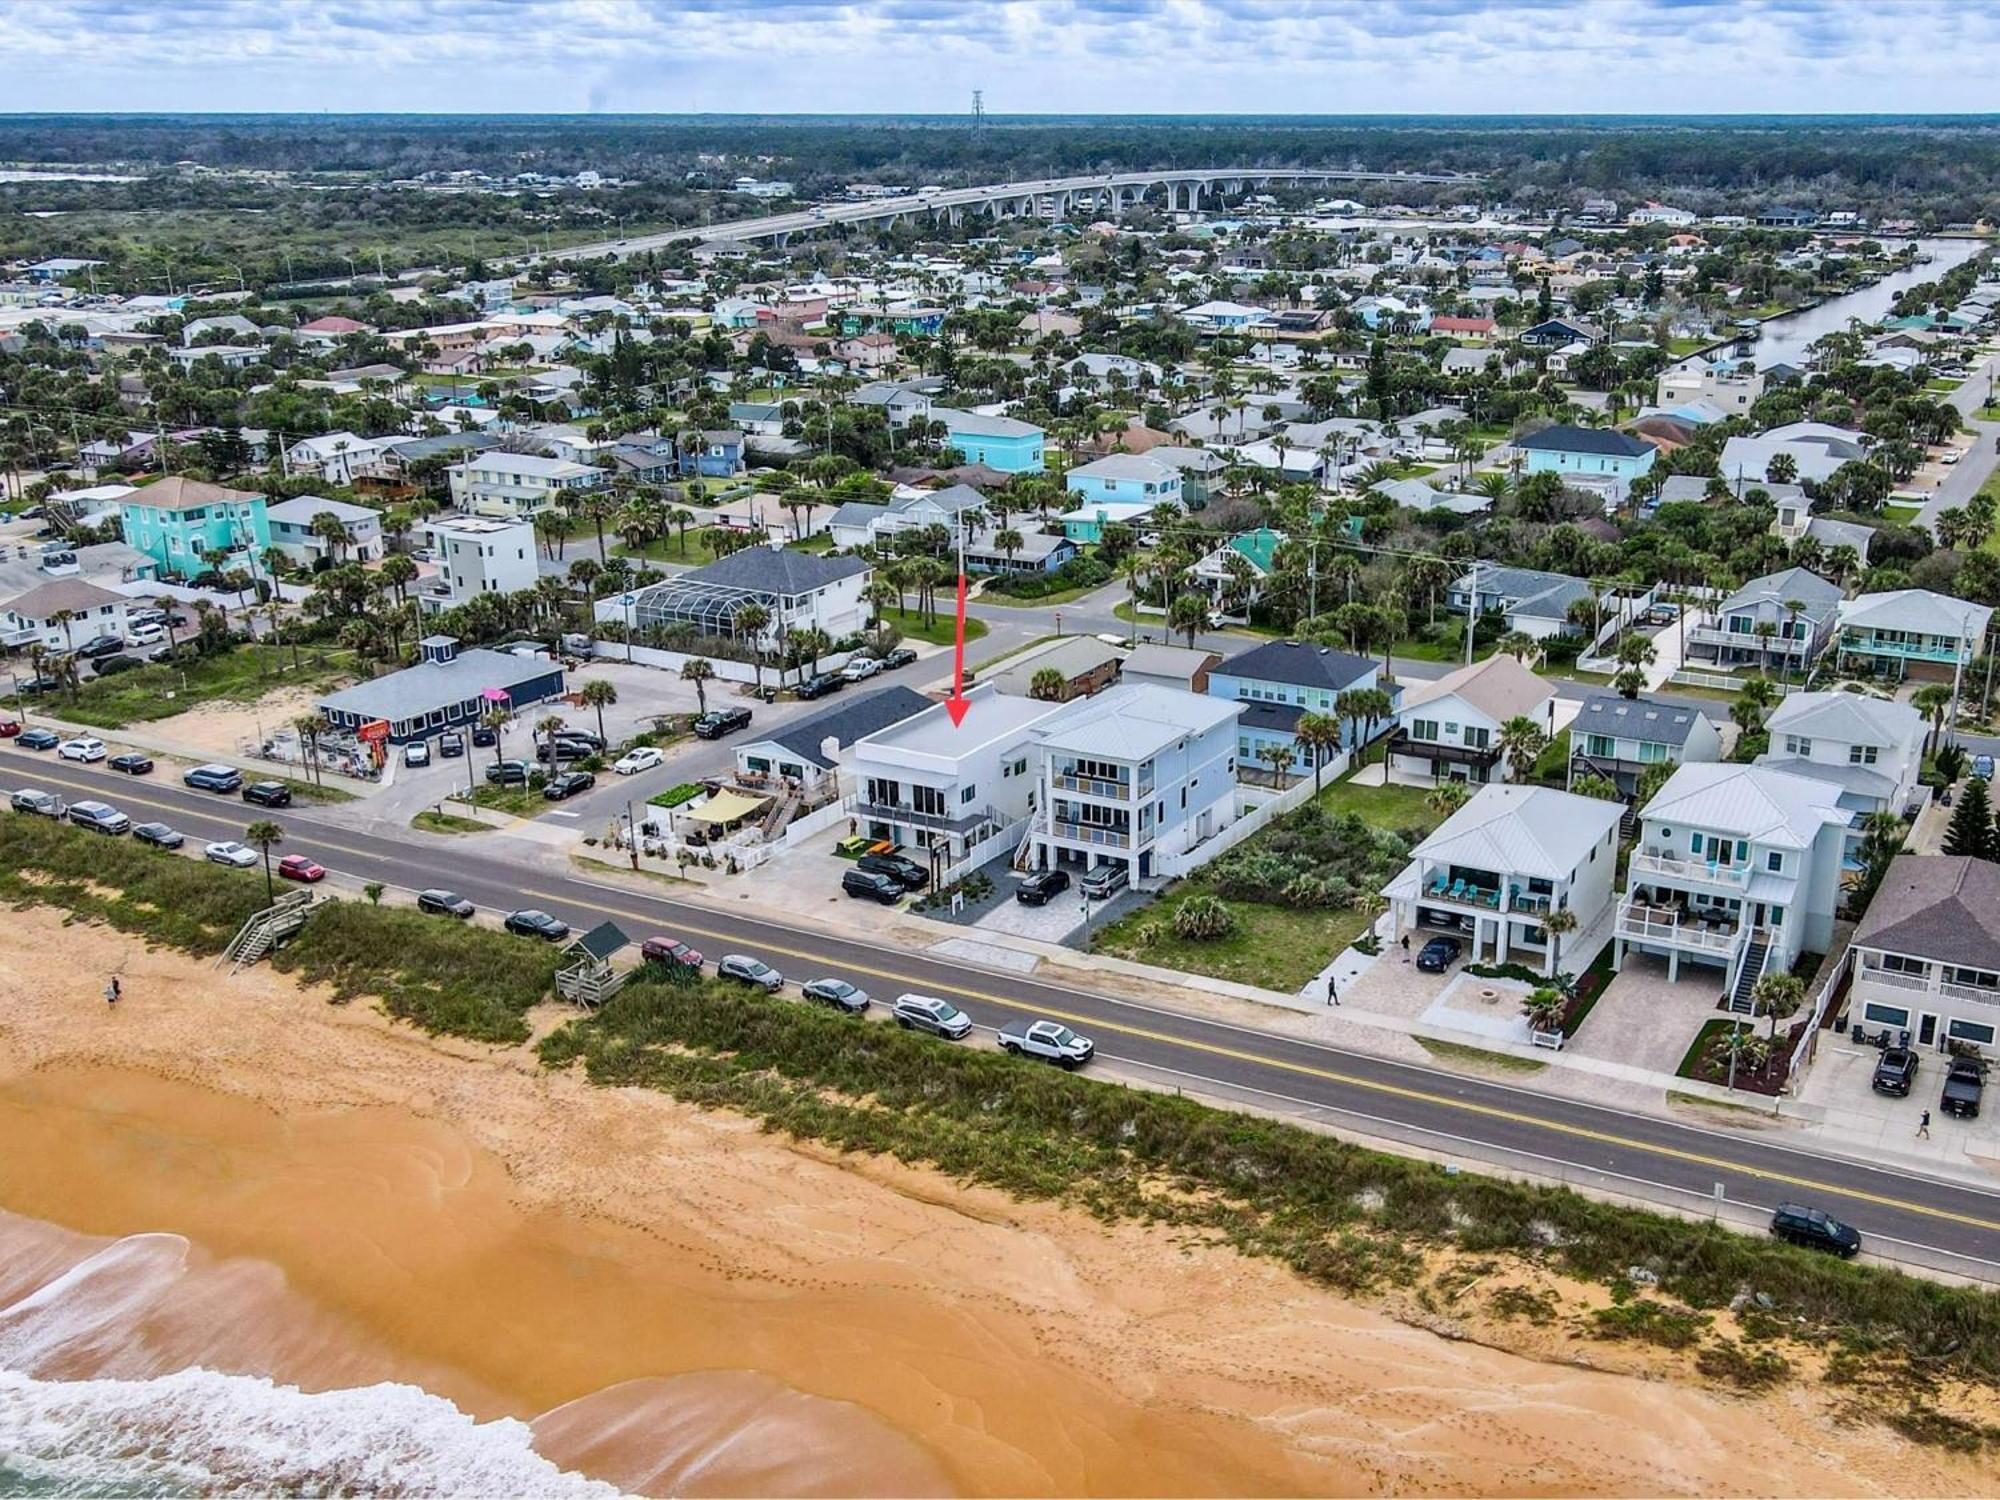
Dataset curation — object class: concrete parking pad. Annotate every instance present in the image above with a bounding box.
[1568,950,1729,1076]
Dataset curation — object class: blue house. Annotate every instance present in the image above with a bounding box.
[1207,639,1399,774]
[937,410,1045,475]
[677,429,744,479]
[1514,424,1656,499]
[117,475,271,581]
[1064,453,1182,512]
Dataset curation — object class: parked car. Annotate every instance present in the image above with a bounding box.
[1871,1047,1920,1097]
[504,908,571,942]
[549,727,605,752]
[840,655,883,682]
[0,719,18,738]
[125,622,166,648]
[1770,1202,1861,1258]
[891,993,973,1040]
[417,888,475,918]
[471,724,498,748]
[242,780,293,808]
[1975,754,1995,781]
[438,731,465,759]
[1941,1055,1986,1119]
[640,934,703,969]
[881,647,919,670]
[404,740,432,768]
[278,854,326,883]
[16,727,60,751]
[14,677,61,697]
[842,868,905,904]
[1079,863,1128,902]
[10,787,59,817]
[67,799,130,835]
[542,769,596,801]
[717,953,784,991]
[109,752,154,776]
[58,736,106,762]
[485,759,532,786]
[857,851,928,890]
[1942,449,1963,465]
[76,634,125,659]
[691,706,753,740]
[1416,935,1464,973]
[534,736,599,763]
[615,746,664,775]
[794,672,844,700]
[93,655,142,677]
[1016,868,1071,906]
[204,841,259,868]
[184,763,243,793]
[997,1018,1095,1069]
[801,978,870,1013]
[132,821,184,849]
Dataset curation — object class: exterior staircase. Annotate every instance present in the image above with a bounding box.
[1729,935,1769,1014]
[218,891,316,974]
[760,785,801,840]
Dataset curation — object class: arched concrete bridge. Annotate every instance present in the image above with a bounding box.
[536,166,1481,262]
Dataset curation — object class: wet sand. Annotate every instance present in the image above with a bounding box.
[0,904,1992,1496]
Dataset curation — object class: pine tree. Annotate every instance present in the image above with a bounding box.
[1942,775,1997,862]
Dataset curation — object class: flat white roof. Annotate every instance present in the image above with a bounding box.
[854,685,1062,770]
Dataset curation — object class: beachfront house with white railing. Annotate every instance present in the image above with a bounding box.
[1682,565,1841,674]
[1847,855,2000,1054]
[1612,763,1850,1012]
[1382,784,1622,976]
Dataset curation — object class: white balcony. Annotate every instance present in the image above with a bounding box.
[1616,903,1746,956]
[1856,962,2000,1009]
[1628,850,1754,890]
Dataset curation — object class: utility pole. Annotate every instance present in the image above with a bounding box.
[1464,557,1481,667]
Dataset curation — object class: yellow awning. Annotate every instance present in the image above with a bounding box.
[680,789,771,825]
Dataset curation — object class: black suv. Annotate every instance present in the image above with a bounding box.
[1016,868,1071,906]
[1416,935,1463,973]
[857,851,928,890]
[1871,1046,1920,1097]
[1770,1202,1861,1258]
[795,672,844,700]
[841,868,904,904]
[485,759,532,786]
[242,780,293,808]
[692,706,754,740]
[77,634,126,659]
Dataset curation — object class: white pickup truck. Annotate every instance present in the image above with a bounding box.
[997,1018,1095,1069]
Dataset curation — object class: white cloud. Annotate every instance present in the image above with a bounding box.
[5,0,1998,112]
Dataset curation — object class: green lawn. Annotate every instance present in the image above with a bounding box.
[6,644,355,730]
[1310,765,1448,834]
[610,529,733,569]
[1927,377,1965,394]
[876,606,989,648]
[412,810,489,834]
[459,783,544,818]
[1388,624,1491,664]
[979,578,1113,608]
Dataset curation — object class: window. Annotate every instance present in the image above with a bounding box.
[1770,905,1784,925]
[1949,1019,1997,1046]
[1412,718,1439,742]
[1881,953,1928,976]
[1848,744,1878,765]
[1784,735,1812,756]
[1690,832,1702,854]
[1863,1002,1910,1028]
[1946,967,2000,991]
[961,785,977,805]
[1766,850,1783,873]
[1637,741,1668,764]
[1464,726,1490,750]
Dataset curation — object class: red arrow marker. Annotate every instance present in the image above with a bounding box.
[945,571,971,726]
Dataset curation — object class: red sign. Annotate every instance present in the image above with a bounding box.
[357,719,391,744]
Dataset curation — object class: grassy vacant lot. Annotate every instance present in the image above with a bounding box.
[875,604,989,648]
[1095,768,1447,991]
[7,809,2000,1444]
[10,644,354,730]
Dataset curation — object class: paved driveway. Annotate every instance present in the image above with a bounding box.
[1568,951,1729,1076]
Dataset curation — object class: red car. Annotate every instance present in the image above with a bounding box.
[277,854,326,883]
[641,934,703,969]
[0,719,19,738]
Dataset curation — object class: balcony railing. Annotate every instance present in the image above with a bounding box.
[1840,632,1964,663]
[851,799,991,835]
[1857,963,2000,1008]
[1629,850,1753,889]
[1053,772,1132,798]
[1616,906,1745,954]
[1052,820,1132,848]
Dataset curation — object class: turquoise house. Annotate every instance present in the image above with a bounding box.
[1513,424,1656,499]
[118,476,271,580]
[937,410,1045,475]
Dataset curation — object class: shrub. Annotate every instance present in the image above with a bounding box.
[1695,1338,1791,1390]
[1172,893,1236,941]
[1206,806,1409,910]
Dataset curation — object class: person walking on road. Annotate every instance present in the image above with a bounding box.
[1918,1109,1932,1139]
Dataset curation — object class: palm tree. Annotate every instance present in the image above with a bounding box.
[291,712,328,787]
[1540,905,1579,980]
[1522,985,1567,1035]
[1753,619,1779,675]
[1497,714,1547,782]
[1752,971,1807,1043]
[1029,666,1066,702]
[577,680,617,744]
[480,705,512,767]
[1294,711,1342,794]
[679,657,715,715]
[1168,591,1209,648]
[535,713,568,766]
[1260,741,1296,788]
[1498,629,1537,663]
[734,602,772,692]
[994,527,1024,571]
[1427,779,1471,816]
[244,819,285,904]
[1912,682,1954,756]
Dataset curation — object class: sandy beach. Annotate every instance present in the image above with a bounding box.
[0,902,1992,1497]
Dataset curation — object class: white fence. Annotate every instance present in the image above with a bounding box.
[942,817,1032,887]
[781,797,851,850]
[583,638,853,685]
[1153,758,1333,880]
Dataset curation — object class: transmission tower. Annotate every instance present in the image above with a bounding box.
[972,90,985,132]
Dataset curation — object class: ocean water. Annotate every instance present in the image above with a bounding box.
[0,1211,952,1497]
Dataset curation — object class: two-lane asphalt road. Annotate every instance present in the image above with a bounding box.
[9,750,2000,1275]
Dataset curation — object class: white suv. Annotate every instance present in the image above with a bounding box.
[58,736,107,762]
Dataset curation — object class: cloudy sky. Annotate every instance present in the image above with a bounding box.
[10,0,2000,114]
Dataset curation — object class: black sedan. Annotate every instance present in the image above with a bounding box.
[132,822,185,849]
[504,909,571,942]
[1016,868,1071,906]
[110,752,155,776]
[417,888,476,918]
[1416,935,1464,973]
[542,769,596,800]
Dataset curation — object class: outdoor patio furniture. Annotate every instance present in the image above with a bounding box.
[1448,878,1467,900]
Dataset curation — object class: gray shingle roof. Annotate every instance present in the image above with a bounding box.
[682,547,870,596]
[1571,691,1714,748]
[1514,424,1653,459]
[316,648,559,723]
[1854,855,2000,971]
[1218,639,1376,692]
[765,685,930,768]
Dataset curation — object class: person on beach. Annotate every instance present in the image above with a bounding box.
[105,976,120,1006]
